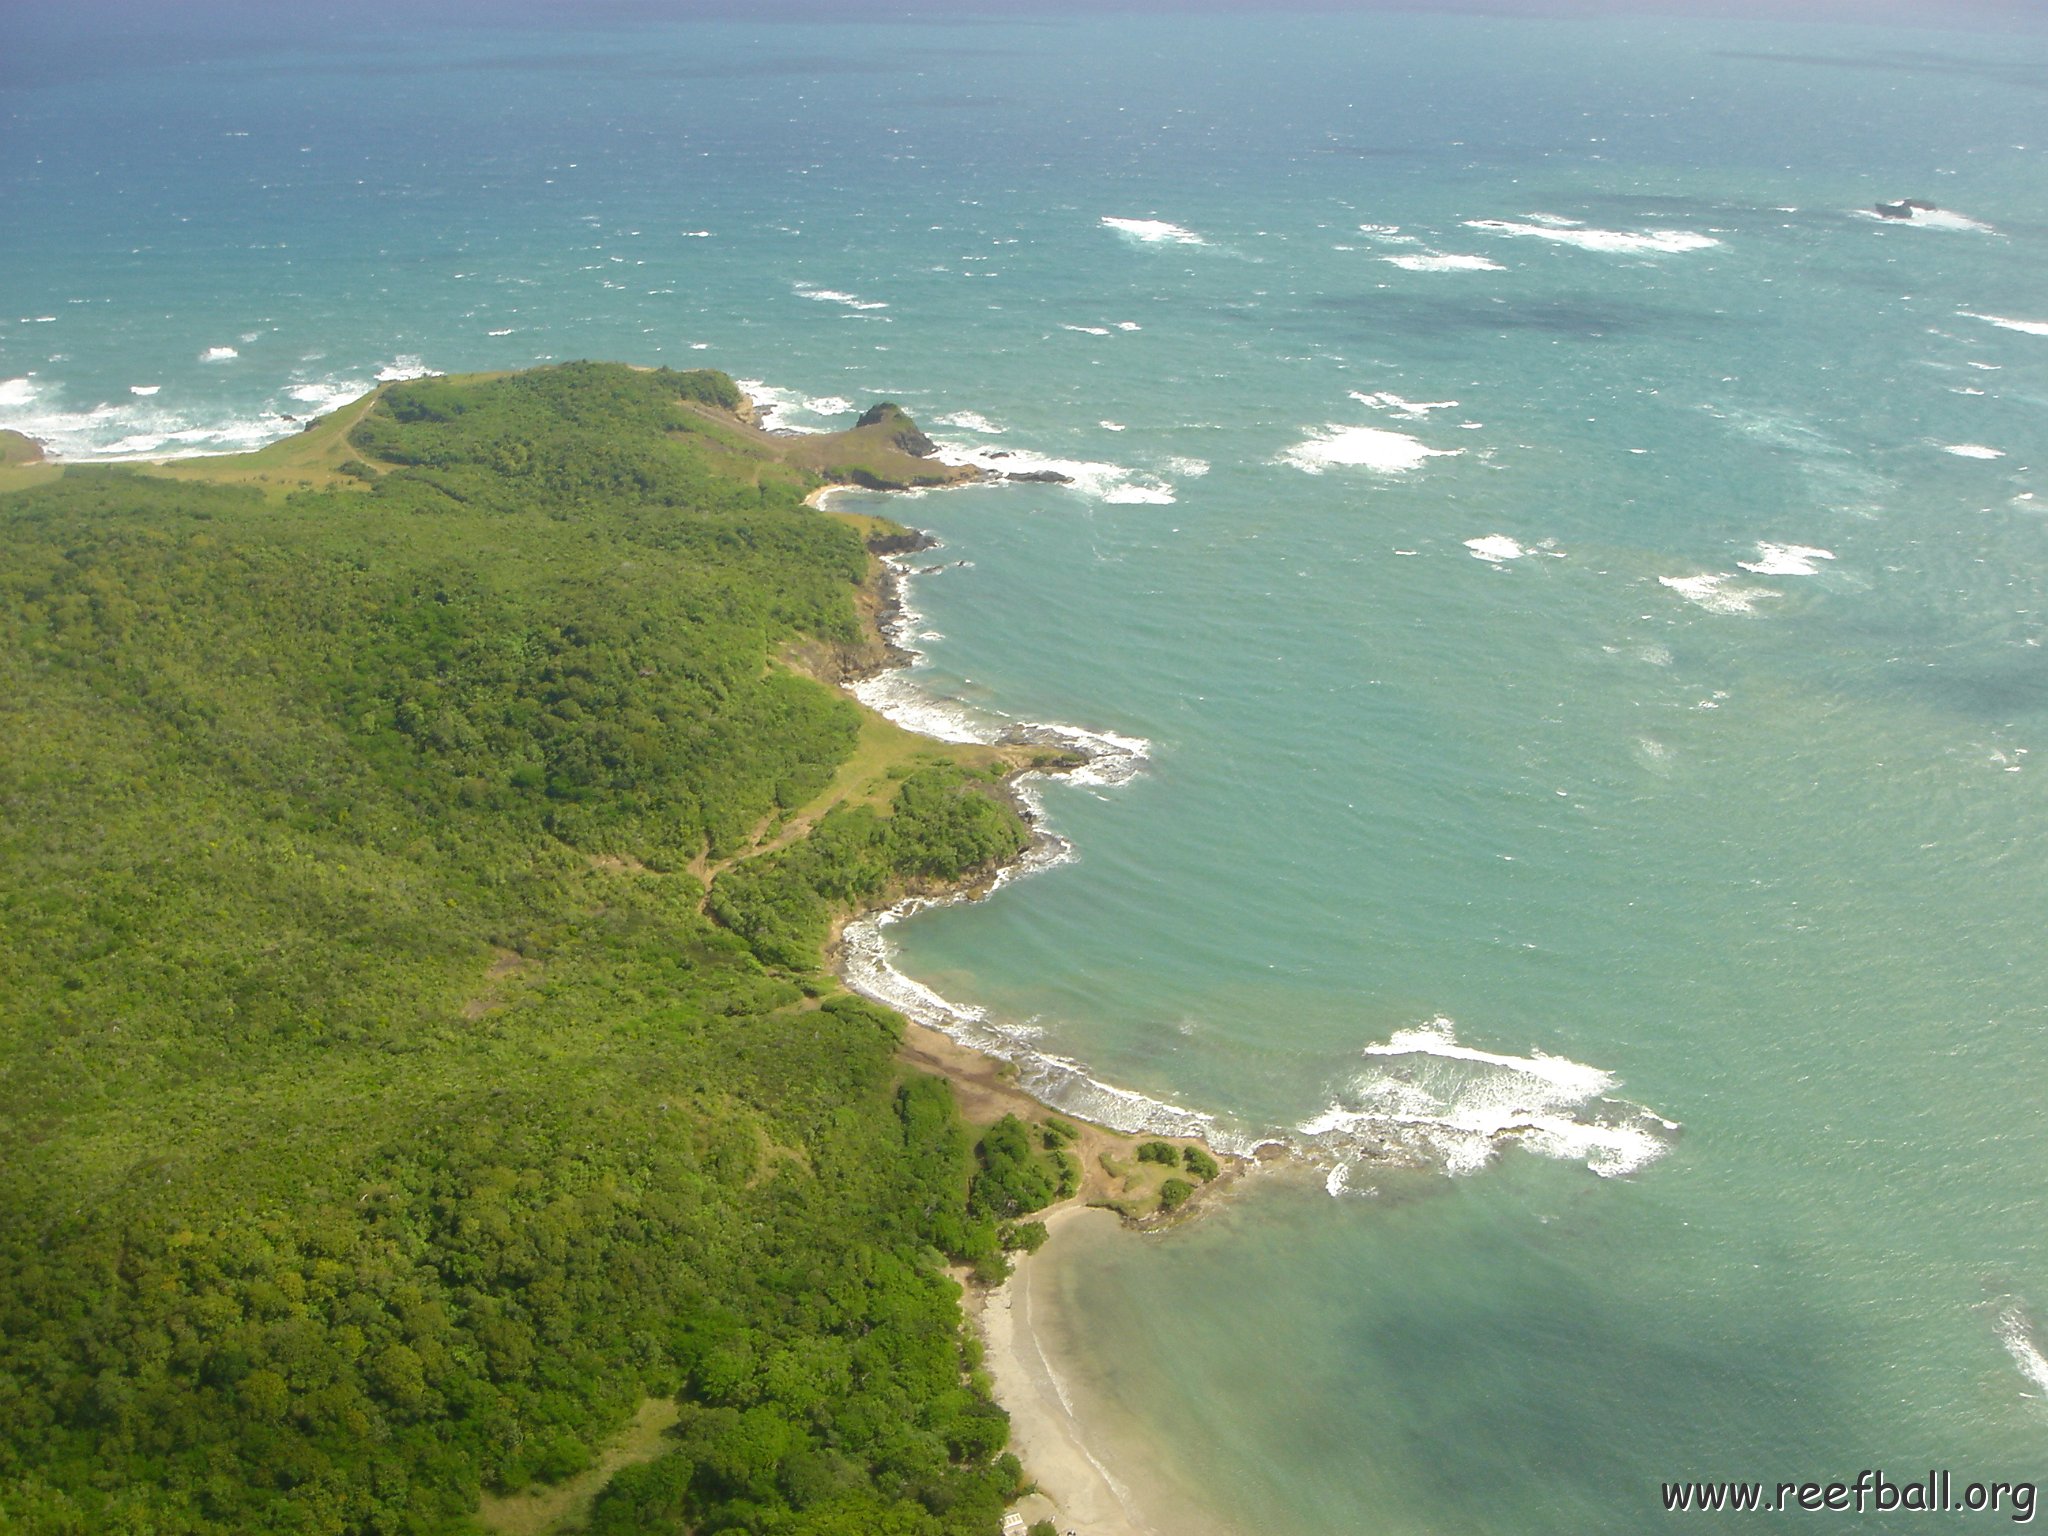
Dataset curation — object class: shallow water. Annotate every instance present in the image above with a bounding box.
[8,5,2047,1528]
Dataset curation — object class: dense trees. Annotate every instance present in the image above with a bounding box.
[0,366,1035,1534]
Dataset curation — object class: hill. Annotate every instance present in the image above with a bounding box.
[0,363,1076,1536]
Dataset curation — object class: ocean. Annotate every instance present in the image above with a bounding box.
[6,4,2045,1528]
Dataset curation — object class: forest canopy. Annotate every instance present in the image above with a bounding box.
[0,365,1050,1535]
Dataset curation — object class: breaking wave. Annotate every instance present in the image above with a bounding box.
[1466,218,1720,254]
[1279,423,1461,474]
[1959,311,2048,338]
[1299,1017,1678,1188]
[793,281,889,311]
[1100,216,1206,246]
[1738,543,1834,576]
[735,378,858,434]
[930,438,1180,504]
[1659,573,1780,615]
[1382,251,1504,272]
[1997,1304,2048,1398]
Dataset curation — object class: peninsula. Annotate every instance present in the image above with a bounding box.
[0,363,1227,1536]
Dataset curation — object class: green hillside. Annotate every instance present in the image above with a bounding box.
[0,365,1054,1535]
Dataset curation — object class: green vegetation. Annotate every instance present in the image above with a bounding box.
[1135,1140,1177,1166]
[0,365,1041,1535]
[1157,1179,1196,1213]
[1181,1145,1220,1183]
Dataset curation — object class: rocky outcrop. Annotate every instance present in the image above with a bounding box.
[854,402,939,459]
[1874,199,1938,220]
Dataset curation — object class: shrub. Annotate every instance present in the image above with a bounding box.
[1182,1145,1220,1182]
[1136,1140,1177,1165]
[1158,1178,1195,1213]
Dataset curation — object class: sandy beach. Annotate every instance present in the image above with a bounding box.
[975,1206,1154,1536]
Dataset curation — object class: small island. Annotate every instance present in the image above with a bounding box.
[0,363,1227,1536]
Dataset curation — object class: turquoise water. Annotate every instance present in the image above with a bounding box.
[7,6,2046,1529]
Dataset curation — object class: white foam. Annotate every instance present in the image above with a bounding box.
[1061,324,1113,337]
[1960,311,2048,337]
[793,282,888,311]
[374,356,440,383]
[934,410,1005,434]
[0,374,312,461]
[1466,219,1720,254]
[1738,543,1835,576]
[487,327,515,337]
[287,377,372,415]
[1857,207,1995,233]
[1115,321,1141,332]
[1351,390,1460,419]
[1465,535,1525,563]
[129,384,160,397]
[1162,456,1210,477]
[199,346,239,363]
[1100,216,1206,246]
[1297,1017,1674,1180]
[735,379,859,434]
[932,438,1177,503]
[1998,1305,2048,1398]
[1382,252,1505,272]
[1659,573,1779,615]
[1943,443,2006,460]
[1099,421,1126,432]
[1279,424,1461,475]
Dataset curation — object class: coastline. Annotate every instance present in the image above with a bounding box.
[799,468,1258,1536]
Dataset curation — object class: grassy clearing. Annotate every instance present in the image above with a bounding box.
[475,1398,680,1536]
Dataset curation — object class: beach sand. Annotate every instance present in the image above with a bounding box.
[976,1206,1153,1536]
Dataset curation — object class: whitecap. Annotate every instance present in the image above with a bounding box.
[1061,324,1112,336]
[374,356,440,383]
[1943,443,2006,460]
[1856,206,1995,233]
[1998,1304,2048,1397]
[486,327,515,337]
[932,438,1176,503]
[1465,219,1719,254]
[1100,216,1206,246]
[1297,1017,1675,1180]
[1382,252,1505,272]
[934,410,1005,434]
[0,377,38,408]
[129,384,161,397]
[1959,311,2048,337]
[1465,535,1526,563]
[199,346,239,363]
[1115,321,1141,331]
[1351,390,1460,419]
[1099,421,1127,432]
[1162,456,1209,477]
[1738,542,1835,576]
[287,377,373,415]
[793,282,889,311]
[1278,424,1461,475]
[1659,573,1779,615]
[735,379,858,434]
